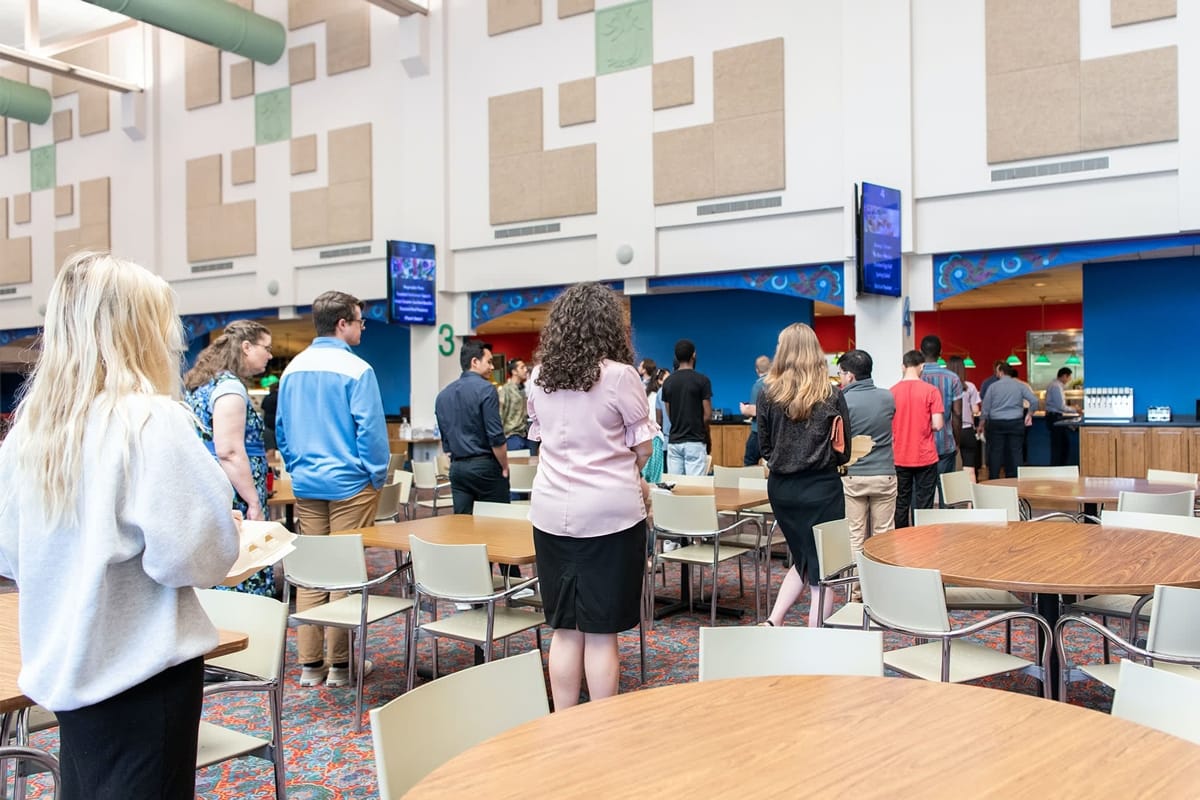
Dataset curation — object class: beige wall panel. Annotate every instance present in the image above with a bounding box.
[328,123,372,184]
[0,118,6,157]
[0,65,29,83]
[1111,0,1176,26]
[292,134,318,174]
[291,187,330,249]
[326,4,371,75]
[80,178,110,226]
[55,185,73,217]
[230,60,255,99]
[986,62,1081,163]
[653,124,715,205]
[0,238,32,284]
[489,152,542,225]
[232,147,257,185]
[185,39,222,110]
[289,0,336,29]
[78,86,110,136]
[216,201,257,258]
[1081,46,1177,151]
[291,134,319,174]
[54,228,81,274]
[714,111,785,198]
[78,223,110,253]
[187,155,223,210]
[558,77,595,126]
[51,40,107,97]
[290,43,318,84]
[653,57,694,110]
[985,0,1079,75]
[558,0,594,18]
[542,144,597,218]
[488,0,542,36]
[187,206,221,262]
[489,89,543,160]
[13,194,30,225]
[11,122,29,153]
[53,109,73,143]
[326,180,373,243]
[713,38,784,121]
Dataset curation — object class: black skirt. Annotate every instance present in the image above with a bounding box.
[767,469,845,585]
[533,520,647,634]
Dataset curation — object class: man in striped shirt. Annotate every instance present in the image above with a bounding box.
[919,335,962,505]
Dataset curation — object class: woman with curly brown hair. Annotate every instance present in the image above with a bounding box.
[528,282,658,709]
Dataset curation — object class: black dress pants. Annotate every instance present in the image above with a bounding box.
[894,463,938,528]
[986,417,1025,479]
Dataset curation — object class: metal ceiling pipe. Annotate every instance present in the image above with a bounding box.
[0,77,52,124]
[83,0,286,65]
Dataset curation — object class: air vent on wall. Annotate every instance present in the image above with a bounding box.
[190,260,234,274]
[0,287,16,296]
[495,222,562,239]
[320,245,372,259]
[991,157,1109,182]
[696,196,783,216]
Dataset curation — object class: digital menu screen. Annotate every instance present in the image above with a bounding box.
[387,240,436,325]
[860,182,902,297]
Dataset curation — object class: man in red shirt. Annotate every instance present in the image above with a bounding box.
[890,350,945,528]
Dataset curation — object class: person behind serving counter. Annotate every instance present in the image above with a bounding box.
[0,252,241,800]
[1045,367,1074,467]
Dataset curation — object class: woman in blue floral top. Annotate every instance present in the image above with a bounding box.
[183,320,276,596]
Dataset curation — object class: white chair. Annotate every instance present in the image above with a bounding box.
[507,463,538,503]
[913,507,1007,524]
[1112,660,1200,746]
[697,626,884,680]
[939,468,976,508]
[196,590,289,799]
[1057,585,1200,701]
[370,649,549,800]
[1017,465,1080,479]
[712,465,765,489]
[374,474,412,525]
[413,460,454,516]
[971,481,1077,522]
[662,474,715,488]
[1117,489,1195,517]
[812,518,869,630]
[856,554,1052,696]
[386,452,406,484]
[731,477,784,615]
[283,534,414,732]
[406,537,544,692]
[1146,469,1198,486]
[506,449,531,458]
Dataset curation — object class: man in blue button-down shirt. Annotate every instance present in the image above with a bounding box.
[435,340,511,513]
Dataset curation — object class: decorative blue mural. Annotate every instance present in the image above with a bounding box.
[0,327,40,346]
[471,283,625,328]
[934,233,1200,303]
[648,264,844,306]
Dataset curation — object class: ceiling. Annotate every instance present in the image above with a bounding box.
[0,1,129,49]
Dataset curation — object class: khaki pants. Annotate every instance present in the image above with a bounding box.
[842,474,897,601]
[295,485,381,665]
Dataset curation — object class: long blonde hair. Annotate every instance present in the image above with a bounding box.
[10,252,184,525]
[183,319,270,390]
[763,322,832,421]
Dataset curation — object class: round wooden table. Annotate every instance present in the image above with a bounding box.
[405,675,1200,797]
[984,476,1196,507]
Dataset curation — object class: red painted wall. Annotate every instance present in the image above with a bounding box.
[914,303,1082,381]
[474,333,540,366]
[813,315,856,354]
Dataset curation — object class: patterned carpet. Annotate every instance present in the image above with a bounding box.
[6,524,1126,799]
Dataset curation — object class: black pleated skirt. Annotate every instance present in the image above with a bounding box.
[533,520,647,634]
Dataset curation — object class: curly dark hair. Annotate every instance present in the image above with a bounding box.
[534,283,633,393]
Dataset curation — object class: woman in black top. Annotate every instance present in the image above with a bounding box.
[758,323,851,628]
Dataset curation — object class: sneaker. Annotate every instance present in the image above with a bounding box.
[299,662,329,687]
[662,540,681,552]
[327,659,374,687]
[511,587,536,600]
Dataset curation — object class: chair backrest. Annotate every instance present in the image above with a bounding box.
[508,463,538,493]
[856,554,950,634]
[1112,660,1200,746]
[812,518,853,580]
[374,479,405,523]
[970,483,1020,521]
[663,474,715,488]
[1118,490,1196,517]
[939,469,976,507]
[386,453,405,483]
[697,627,884,680]
[391,470,414,511]
[913,507,1007,525]
[739,477,767,492]
[409,536,496,598]
[1100,509,1200,537]
[507,449,531,458]
[1146,585,1200,658]
[1017,465,1080,479]
[436,453,451,475]
[197,589,289,681]
[370,649,549,799]
[473,501,530,521]
[713,465,765,489]
[650,491,719,534]
[1147,468,1199,487]
[412,460,440,490]
[283,533,368,588]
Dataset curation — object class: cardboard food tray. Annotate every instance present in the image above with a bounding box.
[226,520,297,580]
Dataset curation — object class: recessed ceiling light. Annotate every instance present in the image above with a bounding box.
[1033,282,1046,287]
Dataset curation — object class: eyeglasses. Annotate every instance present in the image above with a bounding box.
[345,318,366,329]
[256,342,273,355]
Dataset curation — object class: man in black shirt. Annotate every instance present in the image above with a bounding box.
[660,339,712,476]
[434,340,511,513]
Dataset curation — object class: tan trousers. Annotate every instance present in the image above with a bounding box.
[295,485,381,665]
[842,475,898,600]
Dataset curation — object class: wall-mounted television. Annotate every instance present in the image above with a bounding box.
[856,182,902,297]
[386,240,436,325]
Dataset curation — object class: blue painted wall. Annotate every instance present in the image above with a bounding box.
[351,322,413,416]
[630,290,813,412]
[1083,256,1200,415]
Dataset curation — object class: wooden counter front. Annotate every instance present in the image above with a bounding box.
[1080,425,1200,477]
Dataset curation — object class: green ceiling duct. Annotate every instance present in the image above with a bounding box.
[0,77,52,125]
[84,0,286,65]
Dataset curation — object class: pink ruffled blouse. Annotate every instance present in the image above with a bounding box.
[527,360,659,538]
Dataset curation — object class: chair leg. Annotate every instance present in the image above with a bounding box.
[1102,615,1111,663]
[710,566,718,627]
[352,628,365,733]
[1004,619,1012,654]
[737,558,745,598]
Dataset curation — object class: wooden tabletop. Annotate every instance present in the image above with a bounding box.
[508,456,539,466]
[864,521,1200,595]
[336,515,537,565]
[267,476,295,508]
[984,476,1197,505]
[671,485,769,512]
[406,675,1200,797]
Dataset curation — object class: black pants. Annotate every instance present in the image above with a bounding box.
[958,426,979,478]
[742,431,761,466]
[986,417,1025,479]
[895,463,938,528]
[449,455,520,588]
[1046,412,1069,466]
[56,656,204,800]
